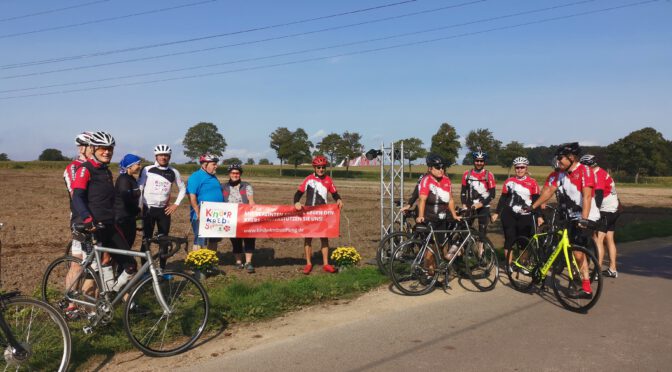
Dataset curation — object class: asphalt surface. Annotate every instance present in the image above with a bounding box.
[181,237,672,372]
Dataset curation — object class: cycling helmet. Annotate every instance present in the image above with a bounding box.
[228,163,243,174]
[472,147,487,161]
[88,131,116,147]
[512,157,529,166]
[312,155,328,167]
[199,153,219,164]
[75,131,92,146]
[555,142,581,157]
[426,154,447,168]
[579,154,596,166]
[153,144,172,155]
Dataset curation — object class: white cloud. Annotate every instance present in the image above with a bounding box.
[310,129,326,140]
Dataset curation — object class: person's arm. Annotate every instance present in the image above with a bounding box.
[71,167,94,225]
[482,172,496,207]
[416,195,427,223]
[581,186,593,220]
[294,190,304,210]
[117,176,140,214]
[247,184,256,206]
[166,168,186,215]
[448,198,461,221]
[331,191,343,209]
[189,193,200,220]
[532,184,557,210]
[460,182,469,207]
[594,189,604,209]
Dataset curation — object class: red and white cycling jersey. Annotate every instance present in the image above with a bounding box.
[501,176,540,215]
[63,158,86,196]
[418,174,452,219]
[298,174,337,206]
[545,164,600,221]
[461,169,496,206]
[594,167,619,213]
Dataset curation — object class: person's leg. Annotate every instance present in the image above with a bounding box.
[141,208,156,255]
[303,238,313,274]
[605,231,617,272]
[595,231,606,269]
[320,238,330,266]
[231,238,243,267]
[191,219,204,251]
[244,238,255,265]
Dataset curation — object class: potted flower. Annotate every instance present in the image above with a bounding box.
[330,246,362,272]
[185,249,219,280]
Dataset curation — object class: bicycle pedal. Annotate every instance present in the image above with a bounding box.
[82,326,93,334]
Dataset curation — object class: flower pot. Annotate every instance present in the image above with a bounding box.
[192,270,206,281]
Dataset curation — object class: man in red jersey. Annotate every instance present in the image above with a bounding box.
[461,148,496,238]
[294,155,343,274]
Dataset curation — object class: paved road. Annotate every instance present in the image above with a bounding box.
[183,237,672,372]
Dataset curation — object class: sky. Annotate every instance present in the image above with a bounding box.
[0,0,670,163]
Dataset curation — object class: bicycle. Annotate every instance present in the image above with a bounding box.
[41,223,209,357]
[389,212,498,295]
[0,223,71,371]
[375,210,418,275]
[506,205,603,313]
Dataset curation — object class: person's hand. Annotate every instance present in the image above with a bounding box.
[452,214,462,221]
[84,220,97,232]
[490,213,499,223]
[400,204,411,212]
[537,217,545,226]
[294,202,302,211]
[416,216,425,224]
[336,199,344,209]
[164,204,178,216]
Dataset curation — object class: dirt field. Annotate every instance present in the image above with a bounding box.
[1,169,670,293]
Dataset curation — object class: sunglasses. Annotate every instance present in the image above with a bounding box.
[431,165,444,170]
[315,166,326,170]
[515,166,527,170]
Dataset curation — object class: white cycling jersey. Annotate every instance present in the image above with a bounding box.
[138,163,186,208]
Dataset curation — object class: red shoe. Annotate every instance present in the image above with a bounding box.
[582,279,593,294]
[323,264,337,273]
[303,264,313,275]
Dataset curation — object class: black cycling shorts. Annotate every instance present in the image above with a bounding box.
[597,212,619,233]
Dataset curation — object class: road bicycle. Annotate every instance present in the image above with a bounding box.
[376,210,418,275]
[0,223,71,371]
[41,224,209,357]
[506,206,603,313]
[389,212,498,295]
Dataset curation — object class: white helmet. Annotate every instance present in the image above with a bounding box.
[75,131,92,146]
[579,154,596,166]
[88,131,116,147]
[512,157,529,166]
[153,144,172,155]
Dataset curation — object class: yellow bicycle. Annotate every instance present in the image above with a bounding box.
[506,206,602,313]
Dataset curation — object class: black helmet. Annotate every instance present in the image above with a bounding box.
[471,147,488,161]
[555,142,581,157]
[426,154,447,168]
[227,163,243,174]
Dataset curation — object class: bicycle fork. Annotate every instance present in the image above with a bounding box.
[0,313,29,360]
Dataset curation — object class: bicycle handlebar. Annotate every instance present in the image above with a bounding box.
[146,235,189,260]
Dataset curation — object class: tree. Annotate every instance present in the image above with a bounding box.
[462,128,502,165]
[337,131,364,174]
[317,133,343,177]
[258,158,271,165]
[0,153,9,161]
[38,148,67,161]
[607,127,672,182]
[269,127,294,170]
[182,122,227,161]
[285,128,313,174]
[221,157,243,165]
[430,123,461,165]
[526,145,555,166]
[246,158,255,165]
[498,141,527,174]
[400,137,427,175]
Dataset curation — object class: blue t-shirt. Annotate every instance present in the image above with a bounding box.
[186,169,223,221]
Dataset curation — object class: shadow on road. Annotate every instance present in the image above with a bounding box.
[618,243,672,280]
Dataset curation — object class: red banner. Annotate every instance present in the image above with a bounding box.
[198,202,340,238]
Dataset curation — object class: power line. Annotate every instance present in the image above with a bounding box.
[0,0,490,80]
[0,0,660,100]
[0,0,112,22]
[1,0,418,69]
[0,0,220,39]
[0,0,600,90]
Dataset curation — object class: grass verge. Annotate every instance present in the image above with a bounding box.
[615,217,672,243]
[68,266,387,369]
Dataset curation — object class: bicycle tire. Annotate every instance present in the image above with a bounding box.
[41,255,102,328]
[64,241,72,256]
[506,236,539,293]
[551,245,603,313]
[463,236,498,291]
[376,231,411,275]
[124,271,210,357]
[389,239,439,296]
[0,296,71,372]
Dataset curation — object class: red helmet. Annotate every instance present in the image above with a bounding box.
[312,155,328,167]
[199,153,219,164]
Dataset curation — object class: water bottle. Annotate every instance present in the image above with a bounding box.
[101,265,115,292]
[447,244,459,260]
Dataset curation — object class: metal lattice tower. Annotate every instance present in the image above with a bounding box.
[379,142,405,239]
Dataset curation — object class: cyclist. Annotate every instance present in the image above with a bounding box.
[138,145,186,266]
[187,154,223,251]
[294,155,343,275]
[461,148,496,237]
[114,154,142,249]
[222,163,256,273]
[532,142,599,298]
[580,154,620,278]
[491,157,542,270]
[64,132,93,258]
[71,132,137,292]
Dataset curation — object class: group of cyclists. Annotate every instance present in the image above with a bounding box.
[404,142,621,298]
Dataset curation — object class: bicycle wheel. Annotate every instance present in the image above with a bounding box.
[389,239,439,296]
[376,231,411,275]
[41,256,102,328]
[0,296,71,372]
[506,237,539,293]
[124,271,210,357]
[463,236,498,291]
[551,245,603,313]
